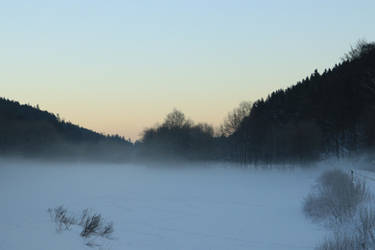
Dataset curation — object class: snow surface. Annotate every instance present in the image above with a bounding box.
[0,160,327,250]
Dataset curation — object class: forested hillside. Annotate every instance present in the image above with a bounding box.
[136,41,375,164]
[2,41,375,164]
[0,98,132,160]
[230,41,375,163]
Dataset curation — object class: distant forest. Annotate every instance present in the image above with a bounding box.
[0,98,132,161]
[1,41,375,163]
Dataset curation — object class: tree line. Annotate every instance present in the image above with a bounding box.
[1,41,375,164]
[136,40,375,164]
[0,98,133,161]
[231,40,375,164]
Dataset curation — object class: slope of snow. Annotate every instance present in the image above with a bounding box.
[0,161,325,250]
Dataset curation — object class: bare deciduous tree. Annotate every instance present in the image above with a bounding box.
[220,101,252,137]
[162,109,192,129]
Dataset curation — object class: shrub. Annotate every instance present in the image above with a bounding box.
[317,207,375,250]
[48,206,114,239]
[304,169,375,249]
[80,213,113,238]
[48,205,76,231]
[317,233,360,250]
[303,169,370,223]
[81,214,102,237]
[355,207,375,248]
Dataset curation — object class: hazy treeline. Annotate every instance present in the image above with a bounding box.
[231,41,375,164]
[0,98,133,161]
[135,109,218,162]
[1,41,375,164]
[137,41,375,164]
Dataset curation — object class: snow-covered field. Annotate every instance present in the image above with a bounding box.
[0,160,327,250]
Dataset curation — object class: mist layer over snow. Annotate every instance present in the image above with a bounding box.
[0,160,326,250]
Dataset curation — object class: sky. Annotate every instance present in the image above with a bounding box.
[1,0,375,141]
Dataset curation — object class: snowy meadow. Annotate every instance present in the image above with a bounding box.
[0,160,330,250]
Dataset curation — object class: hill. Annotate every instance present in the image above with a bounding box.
[231,41,375,163]
[2,41,375,164]
[0,98,132,161]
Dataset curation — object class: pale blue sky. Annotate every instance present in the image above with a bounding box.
[1,0,374,140]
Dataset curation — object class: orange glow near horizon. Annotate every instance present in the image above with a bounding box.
[2,1,374,141]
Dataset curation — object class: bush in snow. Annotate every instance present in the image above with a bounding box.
[48,205,77,231]
[79,209,114,238]
[303,169,375,249]
[317,233,360,250]
[48,206,114,240]
[317,207,375,250]
[355,207,375,249]
[303,169,370,223]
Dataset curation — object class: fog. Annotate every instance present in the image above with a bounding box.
[0,159,365,250]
